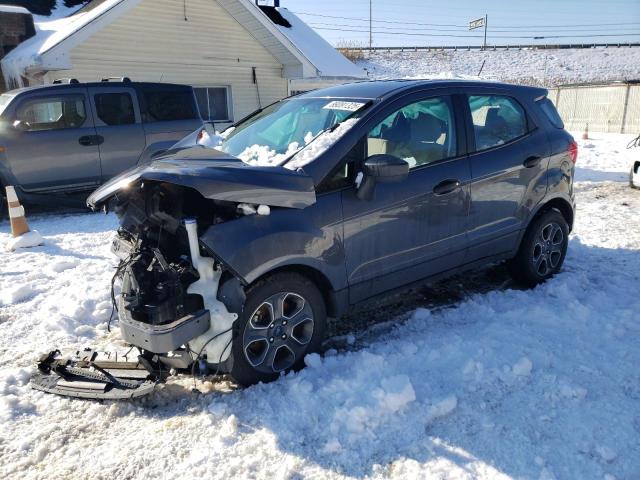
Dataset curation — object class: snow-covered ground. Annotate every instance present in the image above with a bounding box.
[358,47,640,86]
[0,134,639,479]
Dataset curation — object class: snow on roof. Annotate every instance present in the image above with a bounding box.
[1,0,135,87]
[2,0,364,88]
[270,8,365,79]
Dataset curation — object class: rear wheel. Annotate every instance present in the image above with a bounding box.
[230,272,326,386]
[508,210,569,287]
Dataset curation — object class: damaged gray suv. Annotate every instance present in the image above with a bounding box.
[88,80,577,386]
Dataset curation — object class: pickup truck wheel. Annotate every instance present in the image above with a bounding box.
[230,272,326,387]
[508,210,569,287]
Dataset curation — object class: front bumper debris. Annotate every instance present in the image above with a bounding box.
[31,348,167,400]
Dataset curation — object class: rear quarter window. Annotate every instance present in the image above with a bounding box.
[537,97,564,129]
[141,87,197,122]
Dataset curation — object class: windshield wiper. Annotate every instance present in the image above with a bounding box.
[278,100,373,166]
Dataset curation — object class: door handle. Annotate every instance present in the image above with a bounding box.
[523,155,542,168]
[78,135,103,146]
[78,135,94,146]
[433,179,461,196]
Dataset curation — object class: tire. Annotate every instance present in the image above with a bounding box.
[229,272,327,386]
[508,209,569,288]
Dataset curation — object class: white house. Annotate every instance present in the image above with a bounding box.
[1,0,365,125]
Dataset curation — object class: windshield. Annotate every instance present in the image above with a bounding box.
[0,94,15,117]
[217,98,368,167]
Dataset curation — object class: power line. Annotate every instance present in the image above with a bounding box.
[293,10,640,30]
[310,25,640,39]
[307,20,640,34]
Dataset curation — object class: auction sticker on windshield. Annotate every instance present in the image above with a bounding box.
[323,101,366,112]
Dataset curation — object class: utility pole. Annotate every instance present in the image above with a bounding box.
[483,14,488,51]
[369,0,372,49]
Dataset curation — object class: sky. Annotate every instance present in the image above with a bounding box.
[263,0,640,47]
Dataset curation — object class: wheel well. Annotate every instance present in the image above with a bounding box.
[252,265,339,317]
[534,198,574,231]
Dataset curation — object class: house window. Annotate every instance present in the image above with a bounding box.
[194,87,232,122]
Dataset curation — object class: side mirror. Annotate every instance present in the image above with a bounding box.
[357,154,409,200]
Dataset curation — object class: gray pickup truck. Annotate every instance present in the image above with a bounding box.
[0,78,202,212]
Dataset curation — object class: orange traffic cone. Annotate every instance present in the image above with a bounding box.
[5,186,30,237]
[581,124,589,140]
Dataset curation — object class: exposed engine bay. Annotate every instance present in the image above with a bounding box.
[32,181,264,398]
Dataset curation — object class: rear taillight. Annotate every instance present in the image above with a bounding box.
[568,140,578,164]
[196,128,205,142]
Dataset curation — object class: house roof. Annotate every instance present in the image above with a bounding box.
[259,7,365,79]
[1,0,364,87]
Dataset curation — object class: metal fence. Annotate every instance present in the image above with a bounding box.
[548,82,640,134]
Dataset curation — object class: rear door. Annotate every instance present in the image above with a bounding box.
[3,89,101,191]
[464,91,551,260]
[138,85,203,160]
[340,92,471,303]
[88,86,146,181]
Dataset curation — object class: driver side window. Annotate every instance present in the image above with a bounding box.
[367,96,456,169]
[16,95,87,131]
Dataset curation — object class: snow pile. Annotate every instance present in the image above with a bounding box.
[237,141,301,166]
[0,134,639,478]
[358,47,640,86]
[4,230,44,252]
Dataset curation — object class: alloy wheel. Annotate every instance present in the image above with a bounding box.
[531,222,564,276]
[242,292,315,374]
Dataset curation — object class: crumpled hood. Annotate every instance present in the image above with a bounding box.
[87,146,316,209]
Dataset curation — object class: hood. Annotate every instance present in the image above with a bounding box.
[87,146,316,209]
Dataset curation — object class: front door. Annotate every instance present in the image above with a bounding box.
[464,93,551,260]
[88,86,146,181]
[4,89,101,191]
[340,94,471,304]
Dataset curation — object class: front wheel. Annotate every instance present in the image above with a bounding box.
[508,210,569,287]
[229,272,326,386]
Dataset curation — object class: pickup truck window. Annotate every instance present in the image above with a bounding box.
[95,92,135,125]
[16,95,87,131]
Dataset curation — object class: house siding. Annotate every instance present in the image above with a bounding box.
[44,0,288,121]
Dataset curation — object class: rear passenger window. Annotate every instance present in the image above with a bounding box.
[142,88,197,122]
[95,92,135,125]
[537,97,564,129]
[468,95,528,151]
[16,95,86,131]
[367,96,456,169]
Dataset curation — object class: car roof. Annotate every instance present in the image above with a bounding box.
[2,81,192,97]
[296,79,547,100]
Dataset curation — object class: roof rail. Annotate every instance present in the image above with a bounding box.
[53,78,80,84]
[101,77,132,83]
